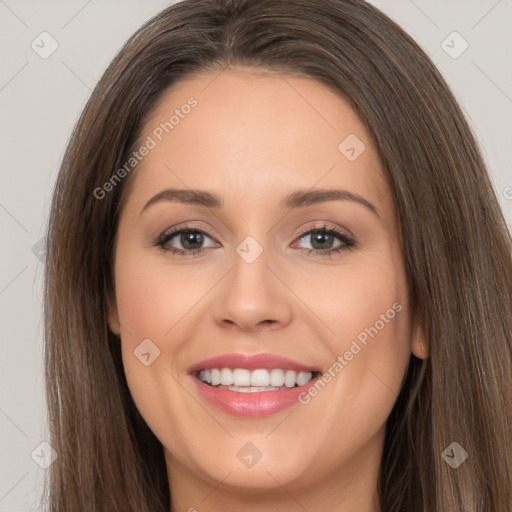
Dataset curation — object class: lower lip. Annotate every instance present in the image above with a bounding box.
[190,373,320,417]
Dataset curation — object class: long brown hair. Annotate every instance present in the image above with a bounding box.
[43,0,512,510]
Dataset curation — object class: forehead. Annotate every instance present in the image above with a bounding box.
[123,67,391,219]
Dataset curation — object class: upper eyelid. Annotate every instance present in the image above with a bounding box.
[296,224,353,239]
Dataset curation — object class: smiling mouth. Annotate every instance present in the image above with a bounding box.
[194,367,319,392]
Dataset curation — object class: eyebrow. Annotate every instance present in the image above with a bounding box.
[140,187,381,219]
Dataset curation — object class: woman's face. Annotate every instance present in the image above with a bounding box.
[108,66,423,507]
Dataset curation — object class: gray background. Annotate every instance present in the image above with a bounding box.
[0,1,511,510]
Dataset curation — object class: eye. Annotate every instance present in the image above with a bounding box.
[292,224,355,257]
[153,223,355,258]
[154,226,219,257]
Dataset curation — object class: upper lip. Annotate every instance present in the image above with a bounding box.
[187,353,321,374]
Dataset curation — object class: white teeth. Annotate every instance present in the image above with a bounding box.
[211,368,221,386]
[269,368,285,387]
[284,370,296,388]
[233,368,251,386]
[250,369,269,386]
[197,368,314,388]
[296,371,313,386]
[223,385,281,393]
[220,368,234,385]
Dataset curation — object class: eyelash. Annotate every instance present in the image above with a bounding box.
[153,224,356,258]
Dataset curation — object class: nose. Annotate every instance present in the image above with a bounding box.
[212,241,293,334]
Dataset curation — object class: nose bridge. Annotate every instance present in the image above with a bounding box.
[230,232,275,307]
[211,230,292,331]
[235,234,266,266]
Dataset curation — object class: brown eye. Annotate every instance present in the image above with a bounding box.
[155,227,218,256]
[293,225,355,257]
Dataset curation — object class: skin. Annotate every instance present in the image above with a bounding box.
[107,66,427,512]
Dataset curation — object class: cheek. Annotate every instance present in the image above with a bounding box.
[283,258,411,474]
[292,253,409,352]
[332,265,407,351]
[112,249,219,428]
[293,251,411,417]
[338,260,410,380]
[113,249,205,342]
[112,250,196,449]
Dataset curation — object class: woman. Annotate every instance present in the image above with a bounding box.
[43,0,512,511]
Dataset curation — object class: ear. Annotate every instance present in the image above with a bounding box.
[411,309,428,360]
[107,296,121,337]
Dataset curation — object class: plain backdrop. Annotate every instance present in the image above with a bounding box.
[0,1,511,510]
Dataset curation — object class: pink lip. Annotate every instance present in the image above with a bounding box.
[190,376,321,417]
[187,353,320,373]
[187,353,321,417]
